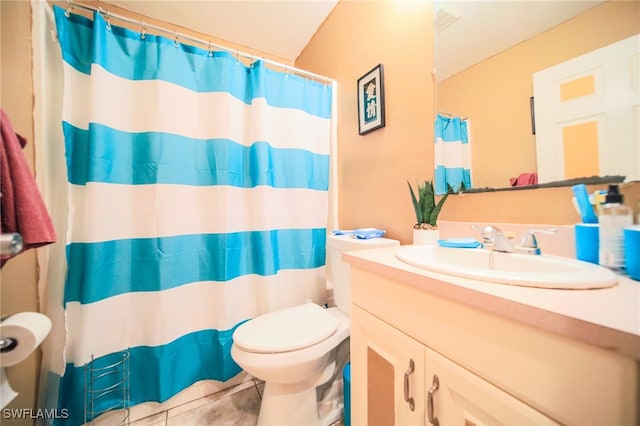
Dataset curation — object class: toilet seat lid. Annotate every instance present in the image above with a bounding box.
[233,303,339,353]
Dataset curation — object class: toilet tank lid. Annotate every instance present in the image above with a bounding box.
[233,303,339,354]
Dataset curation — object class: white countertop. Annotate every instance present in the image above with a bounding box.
[343,245,640,360]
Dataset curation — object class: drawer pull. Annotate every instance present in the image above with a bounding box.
[428,374,440,426]
[403,358,415,411]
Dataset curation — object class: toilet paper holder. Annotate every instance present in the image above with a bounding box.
[0,233,23,256]
[0,312,52,368]
[0,338,18,352]
[0,315,15,352]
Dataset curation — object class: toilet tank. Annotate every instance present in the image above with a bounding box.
[326,234,400,315]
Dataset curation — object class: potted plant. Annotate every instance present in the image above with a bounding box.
[407,180,454,245]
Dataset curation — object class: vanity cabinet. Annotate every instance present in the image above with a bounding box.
[348,261,638,425]
[352,305,557,426]
[423,346,558,426]
[351,304,425,425]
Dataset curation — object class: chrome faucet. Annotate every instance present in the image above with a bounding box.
[473,225,514,252]
[473,225,556,255]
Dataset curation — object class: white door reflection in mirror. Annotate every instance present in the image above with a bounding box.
[533,34,640,184]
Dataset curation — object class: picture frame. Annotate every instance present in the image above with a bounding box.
[357,64,385,135]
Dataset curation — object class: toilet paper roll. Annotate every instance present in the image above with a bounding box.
[0,312,52,367]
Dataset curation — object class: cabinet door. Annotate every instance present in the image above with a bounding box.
[424,348,559,426]
[351,305,425,426]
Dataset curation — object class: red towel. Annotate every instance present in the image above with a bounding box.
[509,172,538,187]
[1,109,56,267]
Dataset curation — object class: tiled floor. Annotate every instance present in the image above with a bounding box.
[129,379,344,426]
[128,380,261,426]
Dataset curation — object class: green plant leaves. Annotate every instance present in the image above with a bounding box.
[420,181,435,224]
[430,189,449,225]
[408,180,456,226]
[407,181,423,224]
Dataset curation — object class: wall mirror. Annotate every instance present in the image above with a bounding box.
[434,0,638,192]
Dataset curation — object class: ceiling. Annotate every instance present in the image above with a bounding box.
[104,1,606,75]
[104,0,339,62]
[434,0,606,81]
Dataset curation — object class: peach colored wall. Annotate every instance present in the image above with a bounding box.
[437,0,640,189]
[296,1,435,244]
[1,0,42,413]
[297,0,639,241]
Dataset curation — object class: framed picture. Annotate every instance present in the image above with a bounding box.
[357,64,385,135]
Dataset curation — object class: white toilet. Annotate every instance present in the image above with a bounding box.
[231,233,399,426]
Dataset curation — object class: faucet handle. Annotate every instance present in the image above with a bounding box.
[518,228,557,254]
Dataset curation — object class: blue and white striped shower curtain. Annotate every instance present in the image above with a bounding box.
[54,7,332,424]
[434,114,472,195]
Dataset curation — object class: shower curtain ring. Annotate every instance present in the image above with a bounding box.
[174,31,179,47]
[207,40,213,57]
[140,20,146,39]
[65,0,71,17]
[106,9,112,30]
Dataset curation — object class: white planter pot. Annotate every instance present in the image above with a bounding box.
[413,228,440,245]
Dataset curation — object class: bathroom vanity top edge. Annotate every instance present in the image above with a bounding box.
[343,246,640,359]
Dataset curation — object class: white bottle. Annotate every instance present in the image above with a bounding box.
[598,185,633,271]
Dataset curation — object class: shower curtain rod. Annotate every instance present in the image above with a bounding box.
[57,1,333,84]
[437,111,469,121]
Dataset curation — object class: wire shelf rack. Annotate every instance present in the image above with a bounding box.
[84,351,130,425]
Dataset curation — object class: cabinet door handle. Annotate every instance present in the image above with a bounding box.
[403,358,415,411]
[427,374,440,426]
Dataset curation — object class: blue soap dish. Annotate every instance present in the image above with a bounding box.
[437,238,482,248]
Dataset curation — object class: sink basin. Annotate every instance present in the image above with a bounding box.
[395,245,618,289]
